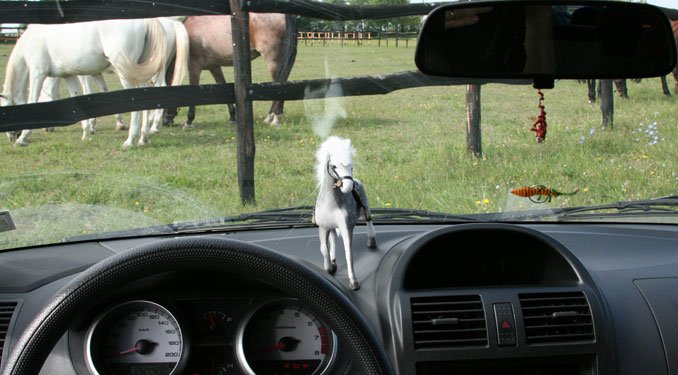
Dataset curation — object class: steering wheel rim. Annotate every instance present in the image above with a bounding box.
[1,236,395,375]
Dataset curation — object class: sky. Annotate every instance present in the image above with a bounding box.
[647,0,677,9]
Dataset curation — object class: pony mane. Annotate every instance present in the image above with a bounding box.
[315,136,355,186]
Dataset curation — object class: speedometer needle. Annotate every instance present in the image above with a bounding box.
[118,339,158,355]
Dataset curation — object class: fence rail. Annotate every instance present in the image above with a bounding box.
[297,31,418,47]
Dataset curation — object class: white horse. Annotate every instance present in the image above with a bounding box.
[313,135,377,290]
[1,17,188,148]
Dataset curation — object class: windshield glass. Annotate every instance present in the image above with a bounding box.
[1,0,677,250]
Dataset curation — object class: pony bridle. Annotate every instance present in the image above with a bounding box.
[328,163,353,189]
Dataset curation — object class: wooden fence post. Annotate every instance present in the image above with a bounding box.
[230,0,256,204]
[466,84,482,157]
[600,79,614,129]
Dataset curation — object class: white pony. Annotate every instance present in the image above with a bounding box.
[313,135,377,290]
[1,17,189,148]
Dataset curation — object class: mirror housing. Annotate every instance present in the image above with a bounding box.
[415,1,677,83]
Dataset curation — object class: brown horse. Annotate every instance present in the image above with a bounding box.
[163,13,298,128]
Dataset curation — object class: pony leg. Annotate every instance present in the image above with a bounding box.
[60,76,92,140]
[38,77,61,133]
[16,72,48,145]
[77,75,96,135]
[183,61,202,129]
[91,73,127,130]
[339,226,359,290]
[587,79,596,104]
[318,227,335,275]
[328,229,338,273]
[209,67,235,123]
[661,75,671,96]
[138,110,152,146]
[150,108,164,133]
[364,207,377,249]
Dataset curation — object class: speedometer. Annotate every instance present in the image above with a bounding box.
[85,300,187,375]
[235,298,337,375]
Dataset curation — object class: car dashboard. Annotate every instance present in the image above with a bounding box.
[1,222,678,375]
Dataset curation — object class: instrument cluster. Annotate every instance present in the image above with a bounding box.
[72,296,338,375]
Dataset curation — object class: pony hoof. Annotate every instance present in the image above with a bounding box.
[15,139,29,147]
[326,263,337,275]
[183,123,194,130]
[263,113,274,124]
[349,281,360,290]
[45,127,55,132]
[116,125,127,131]
[367,238,377,248]
[122,141,134,149]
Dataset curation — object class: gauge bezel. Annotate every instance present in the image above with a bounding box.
[235,297,338,375]
[84,299,189,375]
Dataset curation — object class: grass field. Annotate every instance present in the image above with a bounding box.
[1,41,677,244]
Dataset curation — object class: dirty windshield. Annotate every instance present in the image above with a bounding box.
[1,0,677,250]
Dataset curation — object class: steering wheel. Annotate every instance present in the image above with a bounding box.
[1,237,395,375]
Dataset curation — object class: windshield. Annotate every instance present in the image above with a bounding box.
[1,0,677,250]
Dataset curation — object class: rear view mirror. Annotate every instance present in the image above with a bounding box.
[415,1,677,81]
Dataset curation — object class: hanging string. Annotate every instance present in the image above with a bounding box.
[530,89,547,142]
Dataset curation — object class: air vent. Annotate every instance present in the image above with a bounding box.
[411,295,487,349]
[520,292,594,344]
[0,301,18,368]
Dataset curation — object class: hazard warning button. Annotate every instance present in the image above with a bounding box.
[493,303,517,346]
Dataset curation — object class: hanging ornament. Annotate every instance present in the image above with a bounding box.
[530,89,548,142]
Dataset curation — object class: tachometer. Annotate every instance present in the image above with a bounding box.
[236,299,337,375]
[85,300,187,375]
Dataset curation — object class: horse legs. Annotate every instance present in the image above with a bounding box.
[318,227,337,275]
[90,73,127,130]
[60,76,93,140]
[15,72,48,146]
[338,225,359,290]
[660,75,671,96]
[118,78,145,149]
[207,67,236,123]
[614,79,629,99]
[183,61,202,129]
[673,66,678,93]
[364,208,377,249]
[586,79,596,104]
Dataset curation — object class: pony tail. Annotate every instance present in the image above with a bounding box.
[169,20,189,87]
[111,19,168,85]
[275,14,299,83]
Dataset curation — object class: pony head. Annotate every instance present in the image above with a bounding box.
[316,135,355,194]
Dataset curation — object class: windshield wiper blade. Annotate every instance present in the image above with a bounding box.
[170,206,315,232]
[551,195,678,220]
[369,208,479,222]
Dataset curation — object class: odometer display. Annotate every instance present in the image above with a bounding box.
[86,300,186,375]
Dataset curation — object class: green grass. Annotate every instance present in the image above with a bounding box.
[1,42,677,247]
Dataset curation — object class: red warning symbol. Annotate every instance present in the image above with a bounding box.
[501,320,512,329]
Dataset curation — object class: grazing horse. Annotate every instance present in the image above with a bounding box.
[313,136,377,291]
[1,18,188,147]
[163,13,298,128]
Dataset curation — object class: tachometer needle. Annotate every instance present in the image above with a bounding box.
[118,339,158,355]
[263,336,301,352]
